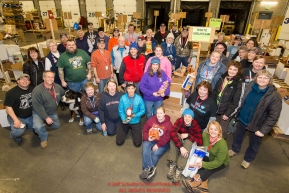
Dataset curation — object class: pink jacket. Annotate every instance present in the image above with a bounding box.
[144,56,172,77]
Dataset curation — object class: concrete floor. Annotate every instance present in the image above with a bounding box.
[0,30,289,193]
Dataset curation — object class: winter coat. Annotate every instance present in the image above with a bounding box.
[170,118,203,149]
[237,81,282,135]
[174,35,193,57]
[140,70,170,101]
[118,93,146,124]
[143,115,172,148]
[154,31,169,44]
[23,60,45,88]
[212,73,244,117]
[161,42,177,66]
[80,91,102,120]
[119,52,146,84]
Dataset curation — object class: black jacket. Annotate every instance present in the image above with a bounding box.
[237,81,282,135]
[23,60,45,88]
[212,73,244,117]
[154,31,169,44]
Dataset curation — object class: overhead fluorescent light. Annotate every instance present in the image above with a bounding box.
[260,1,278,5]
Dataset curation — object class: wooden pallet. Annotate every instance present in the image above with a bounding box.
[271,126,289,140]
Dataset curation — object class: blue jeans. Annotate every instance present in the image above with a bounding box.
[67,78,88,93]
[7,115,33,139]
[98,77,110,93]
[144,100,163,119]
[83,115,102,131]
[103,118,121,136]
[232,121,263,162]
[175,55,189,70]
[142,141,169,169]
[33,111,60,142]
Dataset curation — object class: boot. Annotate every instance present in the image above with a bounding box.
[172,165,183,184]
[167,160,176,180]
[182,174,202,193]
[191,180,209,193]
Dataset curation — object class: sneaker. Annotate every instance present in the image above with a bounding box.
[228,150,237,157]
[147,167,157,181]
[87,129,92,134]
[40,140,47,149]
[140,167,150,179]
[14,137,22,145]
[167,160,176,180]
[241,160,250,169]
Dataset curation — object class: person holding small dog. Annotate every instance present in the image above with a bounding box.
[81,82,102,135]
[91,38,114,93]
[32,71,65,149]
[116,83,145,147]
[99,78,124,136]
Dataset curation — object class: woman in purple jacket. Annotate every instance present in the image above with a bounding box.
[140,57,171,119]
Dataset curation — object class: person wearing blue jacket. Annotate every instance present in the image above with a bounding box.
[116,83,146,147]
[195,51,226,90]
[140,57,170,119]
[161,33,176,67]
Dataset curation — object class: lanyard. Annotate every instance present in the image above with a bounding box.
[206,66,217,79]
[128,33,134,44]
[221,77,232,91]
[208,137,220,151]
[89,96,95,109]
[193,95,208,109]
[44,84,56,100]
[98,50,108,65]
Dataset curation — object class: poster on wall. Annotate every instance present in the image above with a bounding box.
[279,9,289,40]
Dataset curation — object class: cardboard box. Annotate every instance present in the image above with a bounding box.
[284,72,289,86]
[0,44,9,61]
[277,101,289,135]
[275,62,289,79]
[164,108,181,125]
[264,56,279,64]
[45,19,58,31]
[10,62,23,80]
[4,45,21,57]
[0,104,10,127]
[5,25,16,34]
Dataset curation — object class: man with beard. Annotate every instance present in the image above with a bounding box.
[4,74,33,145]
[95,27,110,50]
[154,23,169,44]
[32,71,65,148]
[57,39,92,93]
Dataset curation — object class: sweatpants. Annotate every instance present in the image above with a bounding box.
[116,122,142,147]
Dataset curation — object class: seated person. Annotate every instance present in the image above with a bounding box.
[140,106,172,181]
[81,82,102,135]
[182,121,229,193]
[167,108,203,184]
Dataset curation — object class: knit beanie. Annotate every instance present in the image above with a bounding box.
[150,57,160,65]
[182,108,194,118]
[129,42,138,50]
[167,33,175,40]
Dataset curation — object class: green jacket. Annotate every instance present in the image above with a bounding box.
[202,132,229,170]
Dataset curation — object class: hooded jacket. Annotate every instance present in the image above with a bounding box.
[212,73,244,117]
[119,52,146,84]
[99,91,124,123]
[161,42,177,66]
[237,81,282,135]
[143,115,172,147]
[140,70,170,101]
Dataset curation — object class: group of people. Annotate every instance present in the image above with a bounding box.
[4,23,283,193]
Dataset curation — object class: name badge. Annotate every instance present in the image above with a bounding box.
[105,66,108,70]
[162,39,164,42]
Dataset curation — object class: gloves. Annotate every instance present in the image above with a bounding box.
[94,117,100,123]
[122,117,132,124]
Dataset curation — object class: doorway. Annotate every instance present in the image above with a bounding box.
[180,2,209,27]
[145,2,170,29]
[219,1,252,34]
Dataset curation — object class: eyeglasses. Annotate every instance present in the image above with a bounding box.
[257,76,269,80]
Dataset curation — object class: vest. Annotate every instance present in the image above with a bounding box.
[46,52,61,85]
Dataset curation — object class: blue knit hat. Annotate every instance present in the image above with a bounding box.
[150,57,160,65]
[182,108,194,118]
[129,42,138,50]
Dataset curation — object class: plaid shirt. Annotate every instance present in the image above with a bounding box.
[170,117,203,149]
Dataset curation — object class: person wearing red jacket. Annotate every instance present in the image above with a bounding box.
[167,108,203,184]
[140,106,172,181]
[119,42,146,94]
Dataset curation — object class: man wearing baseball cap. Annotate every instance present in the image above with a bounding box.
[226,36,242,59]
[174,26,193,70]
[154,23,169,44]
[84,22,98,48]
[95,27,110,50]
[57,33,68,53]
[170,23,180,39]
[4,74,33,145]
[108,28,129,51]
